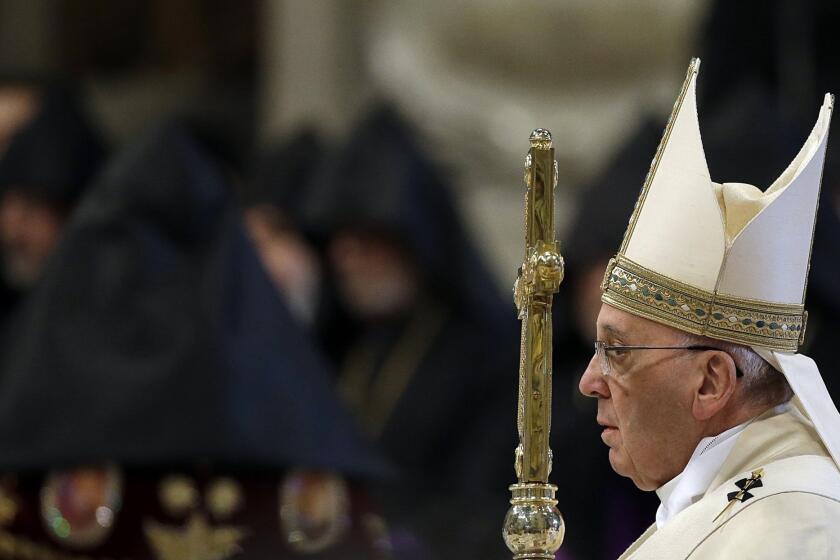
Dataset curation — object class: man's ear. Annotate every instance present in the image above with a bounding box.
[692,351,738,421]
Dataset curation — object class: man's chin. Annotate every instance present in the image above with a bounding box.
[608,450,658,491]
[607,447,625,474]
[608,449,636,482]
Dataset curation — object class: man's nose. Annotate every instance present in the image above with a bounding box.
[579,353,610,399]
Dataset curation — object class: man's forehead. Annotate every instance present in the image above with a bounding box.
[596,303,681,341]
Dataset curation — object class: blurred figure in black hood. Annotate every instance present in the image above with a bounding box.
[0,121,389,559]
[0,81,105,302]
[304,105,518,558]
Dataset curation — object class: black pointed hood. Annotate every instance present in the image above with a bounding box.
[245,128,325,230]
[0,85,105,208]
[0,121,387,478]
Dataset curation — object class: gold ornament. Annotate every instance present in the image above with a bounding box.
[206,478,244,521]
[145,512,247,560]
[160,475,199,517]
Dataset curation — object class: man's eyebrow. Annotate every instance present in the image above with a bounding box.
[599,324,625,339]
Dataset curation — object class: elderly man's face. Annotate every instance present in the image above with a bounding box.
[328,230,419,320]
[579,304,704,490]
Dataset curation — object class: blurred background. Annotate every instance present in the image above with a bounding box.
[0,0,704,281]
[0,1,837,559]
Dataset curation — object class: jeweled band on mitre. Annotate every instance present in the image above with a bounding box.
[601,255,806,353]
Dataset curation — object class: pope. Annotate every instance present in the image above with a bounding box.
[579,58,840,558]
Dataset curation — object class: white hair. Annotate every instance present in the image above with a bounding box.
[681,332,794,408]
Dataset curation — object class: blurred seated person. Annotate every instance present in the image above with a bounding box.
[0,78,47,316]
[0,121,389,560]
[242,130,325,326]
[309,105,514,479]
[303,105,518,558]
[0,82,104,308]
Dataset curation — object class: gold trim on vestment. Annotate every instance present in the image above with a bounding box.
[601,255,806,352]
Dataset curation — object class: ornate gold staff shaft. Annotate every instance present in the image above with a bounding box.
[503,129,565,560]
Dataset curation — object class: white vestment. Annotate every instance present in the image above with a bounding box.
[619,403,840,559]
[655,415,750,528]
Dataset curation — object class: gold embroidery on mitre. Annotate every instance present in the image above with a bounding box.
[602,255,805,352]
[144,512,247,560]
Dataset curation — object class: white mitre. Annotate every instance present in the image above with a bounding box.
[601,58,840,469]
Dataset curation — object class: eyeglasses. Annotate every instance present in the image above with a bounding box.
[594,341,744,378]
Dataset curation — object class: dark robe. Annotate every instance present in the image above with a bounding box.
[0,121,388,559]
